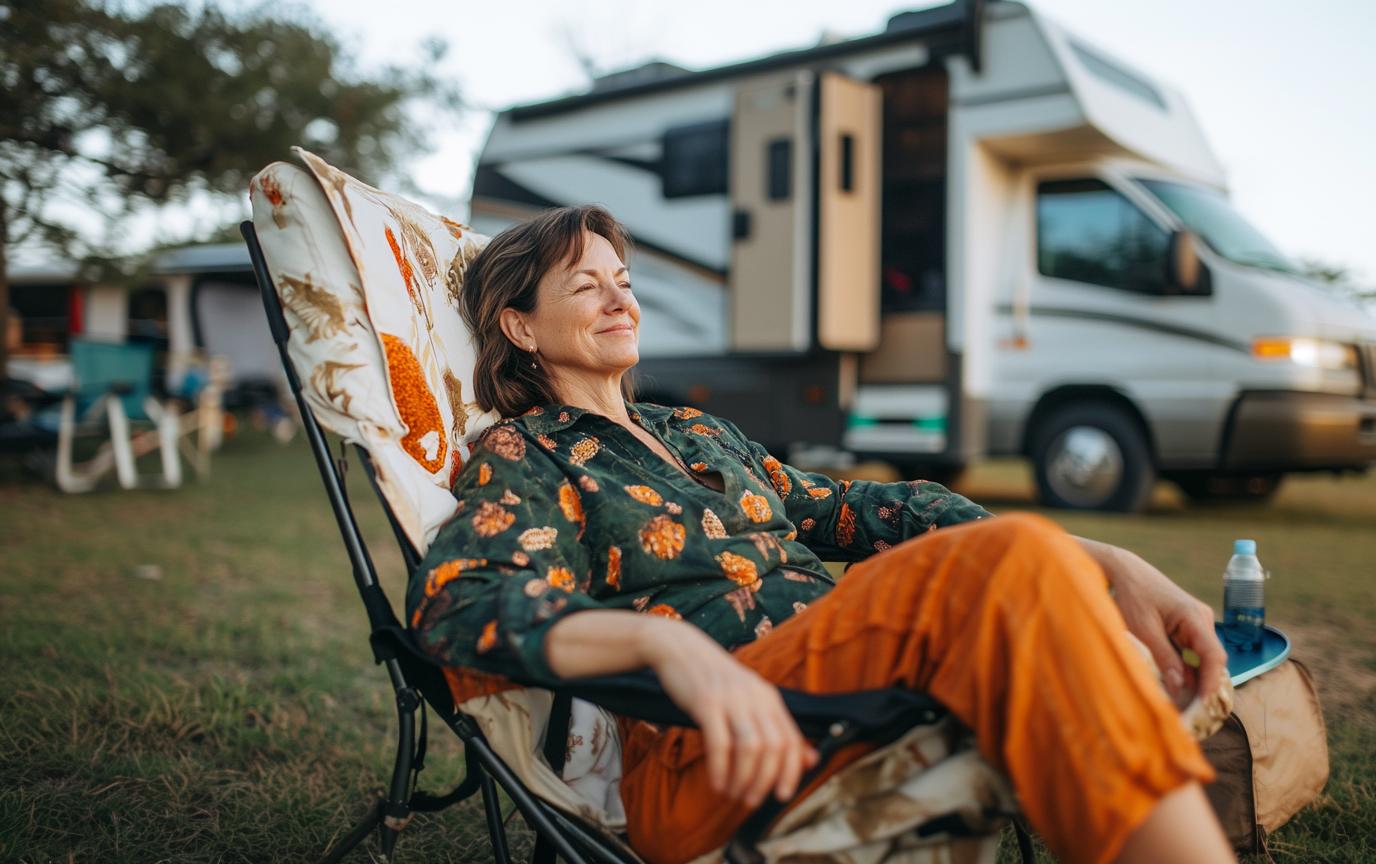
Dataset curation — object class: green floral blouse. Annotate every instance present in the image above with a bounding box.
[406,403,992,688]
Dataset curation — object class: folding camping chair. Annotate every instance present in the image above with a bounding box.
[241,151,1030,864]
[54,338,183,492]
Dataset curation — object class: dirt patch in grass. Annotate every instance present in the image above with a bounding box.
[1282,617,1376,726]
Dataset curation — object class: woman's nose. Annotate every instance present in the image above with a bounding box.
[604,283,629,311]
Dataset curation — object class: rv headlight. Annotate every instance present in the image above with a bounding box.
[1251,337,1358,370]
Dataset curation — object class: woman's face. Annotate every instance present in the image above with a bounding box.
[502,231,640,386]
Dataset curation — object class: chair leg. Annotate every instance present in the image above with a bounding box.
[481,770,513,864]
[531,833,558,864]
[378,694,418,861]
[107,397,137,489]
[56,394,91,493]
[146,397,183,488]
[317,801,383,864]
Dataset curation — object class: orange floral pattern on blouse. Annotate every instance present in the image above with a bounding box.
[701,509,728,539]
[547,566,576,592]
[472,501,515,537]
[640,515,686,559]
[624,485,664,506]
[559,481,585,539]
[476,620,498,654]
[518,527,558,551]
[762,455,791,497]
[716,551,760,587]
[380,334,447,473]
[606,546,622,591]
[647,604,682,620]
[485,426,526,461]
[836,503,857,547]
[739,491,772,523]
[570,438,599,466]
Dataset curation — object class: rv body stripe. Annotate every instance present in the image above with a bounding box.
[995,304,1249,353]
[954,82,1073,108]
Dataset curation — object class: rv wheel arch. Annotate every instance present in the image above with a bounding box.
[1019,386,1155,460]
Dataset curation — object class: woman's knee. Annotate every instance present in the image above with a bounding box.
[940,512,1101,594]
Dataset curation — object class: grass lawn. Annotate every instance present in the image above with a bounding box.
[2,429,1373,862]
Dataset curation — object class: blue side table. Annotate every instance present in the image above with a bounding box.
[1215,623,1290,687]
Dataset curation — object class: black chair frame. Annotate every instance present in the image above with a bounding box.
[240,220,1033,864]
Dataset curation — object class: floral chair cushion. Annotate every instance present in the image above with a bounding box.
[249,149,497,552]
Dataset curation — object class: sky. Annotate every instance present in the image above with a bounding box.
[237,0,1376,283]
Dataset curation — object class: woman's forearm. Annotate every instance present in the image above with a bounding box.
[544,609,691,679]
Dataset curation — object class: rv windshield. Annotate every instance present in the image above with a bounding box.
[1136,179,1296,275]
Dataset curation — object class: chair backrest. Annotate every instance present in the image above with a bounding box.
[246,152,636,832]
[70,338,154,418]
[248,149,497,553]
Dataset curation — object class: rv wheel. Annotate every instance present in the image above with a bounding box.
[1030,402,1155,512]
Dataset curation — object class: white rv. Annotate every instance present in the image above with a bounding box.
[468,0,1376,511]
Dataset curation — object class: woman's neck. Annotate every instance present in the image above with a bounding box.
[549,371,631,425]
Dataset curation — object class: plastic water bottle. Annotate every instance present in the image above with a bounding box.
[1222,539,1266,652]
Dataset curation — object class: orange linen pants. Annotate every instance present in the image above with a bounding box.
[619,513,1214,864]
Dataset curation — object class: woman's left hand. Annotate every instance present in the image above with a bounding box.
[1075,538,1228,709]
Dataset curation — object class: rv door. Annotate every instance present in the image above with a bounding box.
[816,72,882,353]
[729,71,814,353]
[728,70,881,354]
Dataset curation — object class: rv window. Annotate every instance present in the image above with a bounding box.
[1037,179,1170,294]
[840,134,855,193]
[767,138,792,201]
[661,119,729,198]
[127,287,168,346]
[1137,179,1296,275]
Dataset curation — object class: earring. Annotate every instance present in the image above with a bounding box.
[529,346,538,369]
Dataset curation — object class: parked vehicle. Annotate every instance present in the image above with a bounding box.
[467,0,1376,510]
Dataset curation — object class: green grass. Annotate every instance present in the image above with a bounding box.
[1,435,1372,862]
[0,427,531,862]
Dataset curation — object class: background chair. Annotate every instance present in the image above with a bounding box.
[55,339,181,492]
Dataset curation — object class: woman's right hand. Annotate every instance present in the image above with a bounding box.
[641,620,819,807]
[545,609,818,807]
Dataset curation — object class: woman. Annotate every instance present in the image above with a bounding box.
[406,205,1237,864]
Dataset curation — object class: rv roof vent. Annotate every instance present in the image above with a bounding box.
[591,61,692,94]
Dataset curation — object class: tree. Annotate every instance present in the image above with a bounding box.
[1299,258,1375,302]
[0,0,456,407]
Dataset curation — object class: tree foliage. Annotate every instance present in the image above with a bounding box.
[0,0,456,392]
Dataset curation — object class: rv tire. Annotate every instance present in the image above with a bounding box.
[1030,401,1155,513]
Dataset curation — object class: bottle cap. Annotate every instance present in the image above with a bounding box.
[1234,539,1257,555]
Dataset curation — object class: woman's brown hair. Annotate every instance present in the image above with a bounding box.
[462,205,635,418]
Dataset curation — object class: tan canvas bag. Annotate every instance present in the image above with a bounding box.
[1201,659,1329,855]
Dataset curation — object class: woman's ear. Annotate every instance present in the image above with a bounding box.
[499,307,534,351]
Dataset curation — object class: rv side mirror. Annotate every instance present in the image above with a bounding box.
[1168,230,1212,295]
